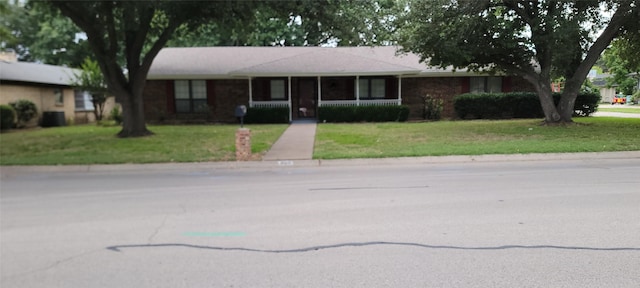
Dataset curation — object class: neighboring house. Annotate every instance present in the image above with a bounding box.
[0,52,116,126]
[144,46,533,122]
[589,71,616,103]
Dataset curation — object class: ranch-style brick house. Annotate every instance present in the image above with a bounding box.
[143,46,533,122]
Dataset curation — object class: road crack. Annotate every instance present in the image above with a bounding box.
[147,215,169,244]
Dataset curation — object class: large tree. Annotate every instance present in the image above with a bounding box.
[48,1,266,137]
[400,0,640,124]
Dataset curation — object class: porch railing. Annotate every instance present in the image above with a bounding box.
[251,101,290,108]
[319,99,401,107]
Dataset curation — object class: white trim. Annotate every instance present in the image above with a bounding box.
[248,77,253,107]
[356,75,360,106]
[397,75,402,105]
[317,76,322,107]
[252,101,289,108]
[320,99,399,107]
[287,76,292,122]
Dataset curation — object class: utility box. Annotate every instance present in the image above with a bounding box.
[41,111,66,127]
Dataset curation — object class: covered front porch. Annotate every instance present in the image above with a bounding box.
[246,75,408,121]
[227,48,420,121]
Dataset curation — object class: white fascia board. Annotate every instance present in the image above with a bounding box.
[146,74,236,80]
[402,71,507,78]
[228,70,422,78]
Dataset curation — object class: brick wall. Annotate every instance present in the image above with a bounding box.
[143,80,169,122]
[144,79,250,123]
[510,76,535,92]
[143,76,535,123]
[214,79,250,122]
[401,77,465,119]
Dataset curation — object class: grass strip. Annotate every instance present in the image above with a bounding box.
[598,107,640,114]
[0,124,287,165]
[314,118,640,159]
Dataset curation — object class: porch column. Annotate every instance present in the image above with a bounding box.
[356,75,360,106]
[397,75,402,105]
[317,76,322,107]
[288,76,292,122]
[248,77,253,107]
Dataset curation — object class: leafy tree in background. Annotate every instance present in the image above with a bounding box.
[1,1,91,67]
[72,58,109,121]
[0,1,15,44]
[167,0,403,47]
[603,34,640,95]
[400,0,639,124]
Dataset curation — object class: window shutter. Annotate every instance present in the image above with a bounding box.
[166,80,175,114]
[502,77,512,92]
[385,77,396,99]
[348,77,355,99]
[207,80,216,110]
[461,77,471,93]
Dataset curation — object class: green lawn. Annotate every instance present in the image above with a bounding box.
[314,117,640,159]
[0,124,287,165]
[2,118,639,165]
[598,107,640,114]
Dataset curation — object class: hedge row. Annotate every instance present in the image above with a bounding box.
[318,105,409,122]
[243,107,290,124]
[1,105,15,131]
[454,92,600,119]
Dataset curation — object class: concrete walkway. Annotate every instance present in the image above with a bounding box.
[262,120,317,161]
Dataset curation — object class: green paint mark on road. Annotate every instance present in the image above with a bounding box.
[183,232,246,237]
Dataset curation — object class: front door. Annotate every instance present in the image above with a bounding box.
[298,78,316,118]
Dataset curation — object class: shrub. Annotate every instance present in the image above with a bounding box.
[9,99,37,128]
[0,105,15,131]
[566,92,600,117]
[318,105,409,122]
[421,94,444,120]
[454,92,600,119]
[109,106,123,124]
[244,107,289,124]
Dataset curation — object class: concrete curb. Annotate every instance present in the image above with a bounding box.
[2,151,639,174]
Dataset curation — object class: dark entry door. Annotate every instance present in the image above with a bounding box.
[298,78,316,118]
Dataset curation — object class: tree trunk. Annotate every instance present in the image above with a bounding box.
[557,78,582,122]
[525,75,561,123]
[117,90,152,138]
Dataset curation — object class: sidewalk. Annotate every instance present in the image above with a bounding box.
[262,121,317,161]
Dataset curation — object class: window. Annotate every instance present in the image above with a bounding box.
[470,77,502,93]
[270,79,286,100]
[74,90,95,111]
[54,89,64,105]
[358,78,386,98]
[175,80,208,113]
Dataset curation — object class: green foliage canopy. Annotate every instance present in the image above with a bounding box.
[1,1,91,67]
[399,0,639,123]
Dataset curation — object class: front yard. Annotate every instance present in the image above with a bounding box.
[1,117,639,165]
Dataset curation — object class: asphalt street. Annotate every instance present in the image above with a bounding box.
[1,157,639,287]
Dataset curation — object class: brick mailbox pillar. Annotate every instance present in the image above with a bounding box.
[235,128,251,161]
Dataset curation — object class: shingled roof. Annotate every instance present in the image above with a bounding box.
[0,61,79,86]
[147,46,472,79]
